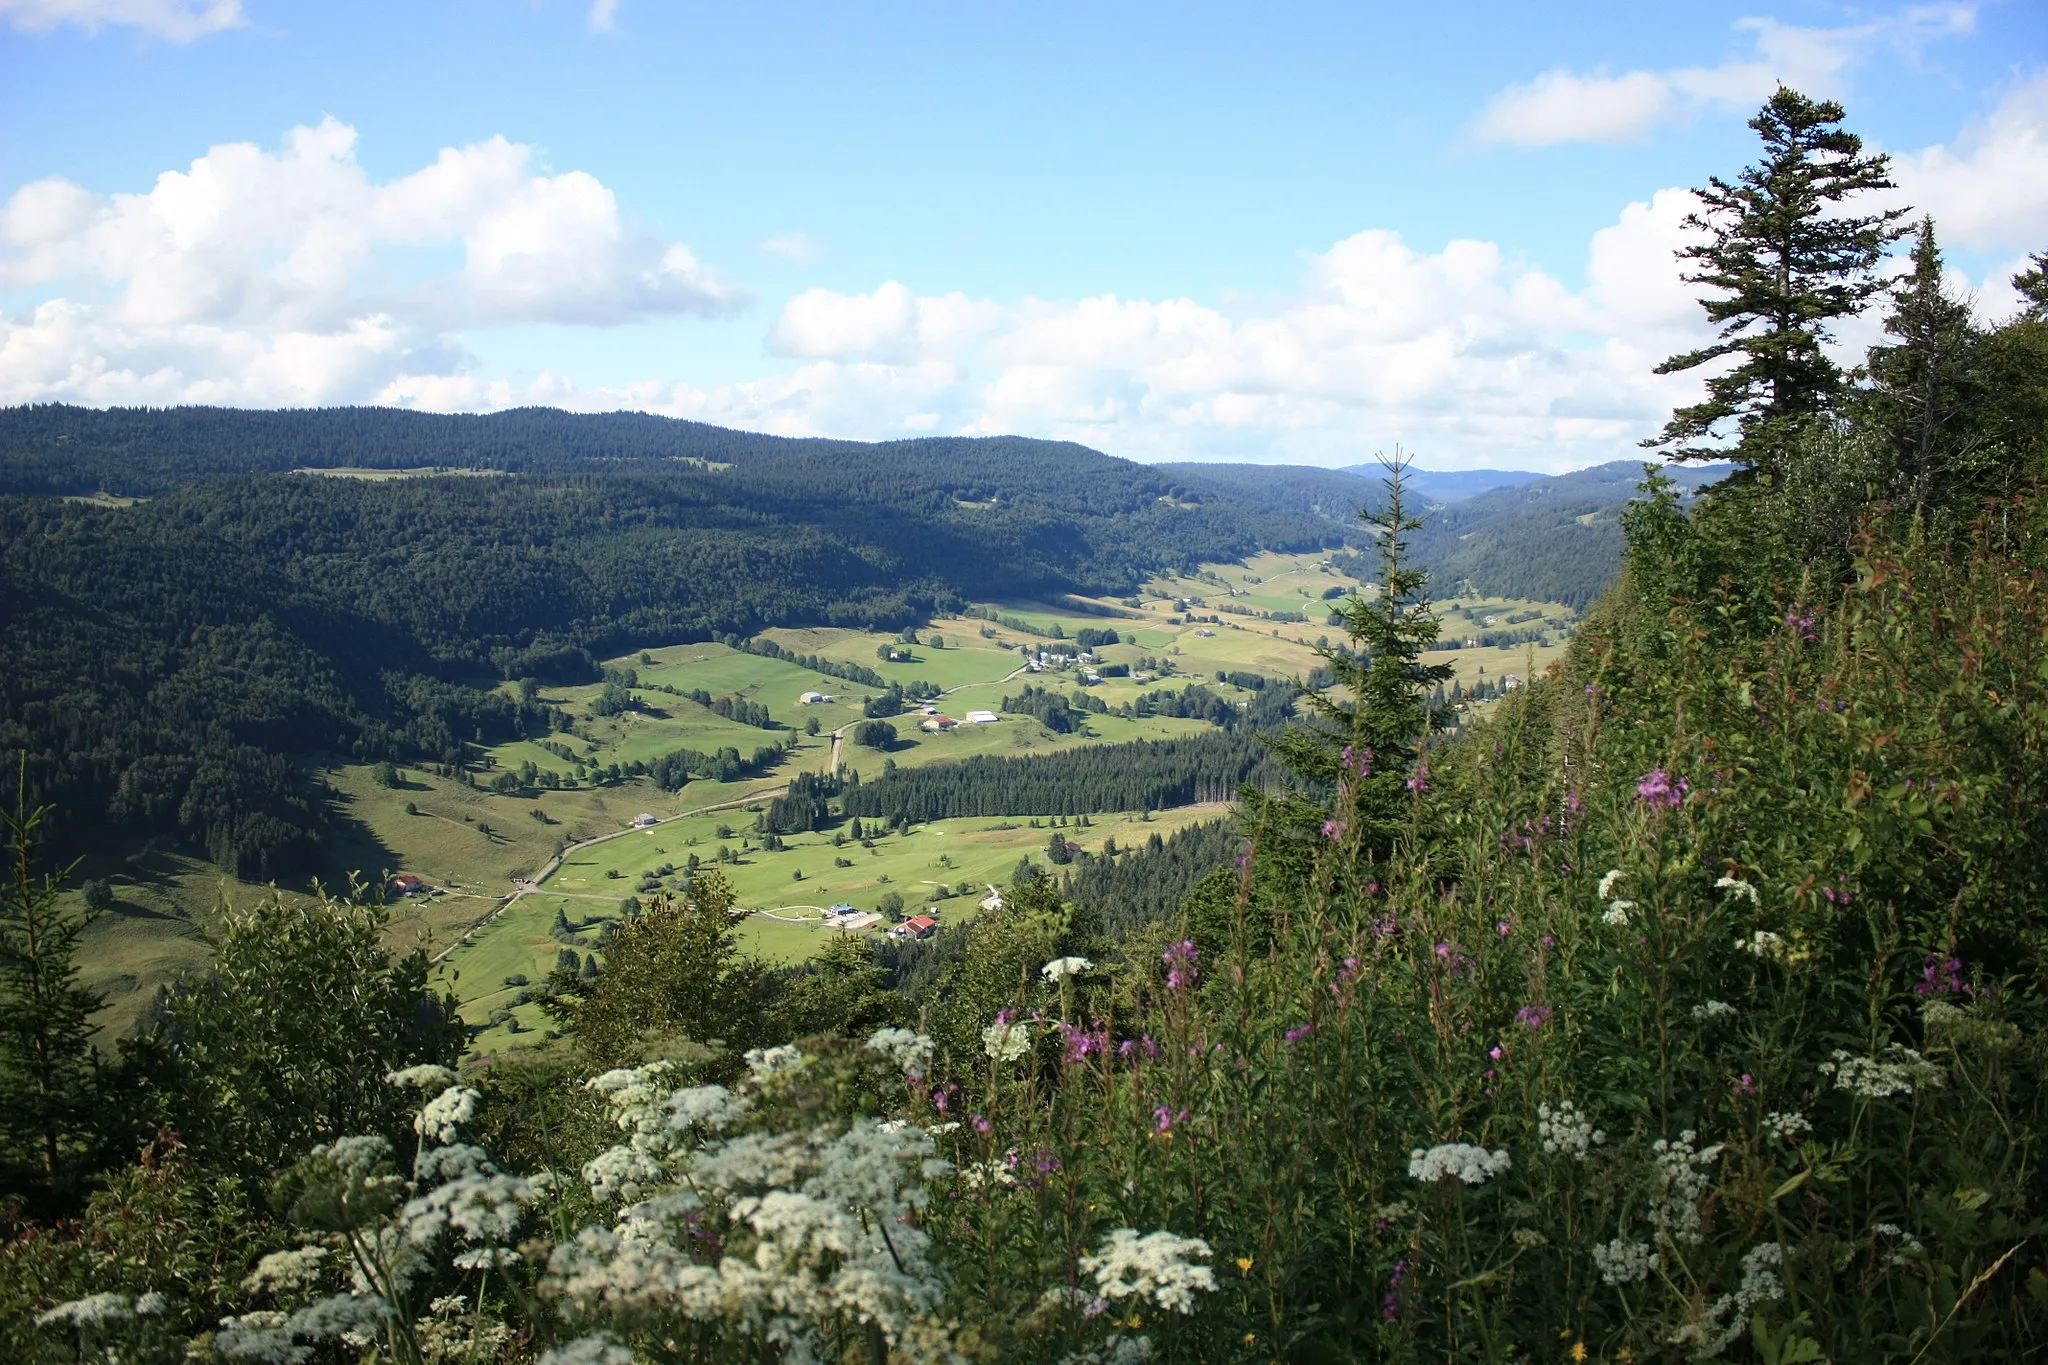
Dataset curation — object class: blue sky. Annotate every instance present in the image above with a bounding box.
[2,0,2043,470]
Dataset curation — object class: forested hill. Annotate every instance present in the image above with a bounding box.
[0,405,1342,877]
[1161,457,1731,609]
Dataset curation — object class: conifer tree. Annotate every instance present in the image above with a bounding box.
[1863,217,1985,515]
[1647,87,1909,478]
[1267,458,1453,860]
[0,771,104,1208]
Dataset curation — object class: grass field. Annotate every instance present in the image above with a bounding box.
[438,804,1224,1053]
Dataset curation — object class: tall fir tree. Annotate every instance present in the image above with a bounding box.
[0,767,104,1210]
[1862,217,1986,517]
[1647,87,1910,478]
[1264,458,1453,865]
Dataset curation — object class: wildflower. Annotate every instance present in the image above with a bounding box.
[1497,919,1512,937]
[1819,1046,1944,1098]
[1714,875,1759,905]
[1515,1004,1553,1030]
[1284,1023,1314,1045]
[1341,744,1374,776]
[1592,1238,1658,1286]
[1571,1342,1589,1362]
[972,1115,992,1134]
[982,1017,1033,1063]
[1320,818,1349,840]
[865,1027,935,1080]
[1635,768,1690,809]
[1914,952,1966,998]
[1408,1143,1512,1186]
[539,1335,635,1365]
[1650,1130,1724,1246]
[1761,1110,1811,1143]
[134,1292,166,1317]
[1602,901,1634,926]
[415,1085,481,1146]
[1382,1258,1409,1320]
[744,1043,805,1079]
[1511,1227,1549,1247]
[1537,1100,1605,1160]
[245,1245,331,1294]
[1668,1243,1783,1359]
[1872,1223,1926,1267]
[1152,1105,1187,1134]
[1161,940,1198,991]
[1235,1256,1253,1272]
[387,1064,458,1092]
[1406,763,1430,794]
[1691,999,1737,1022]
[1041,955,1093,982]
[36,1293,135,1328]
[1080,1228,1219,1315]
[1738,930,1784,959]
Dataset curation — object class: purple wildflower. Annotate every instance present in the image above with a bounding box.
[1342,744,1375,777]
[971,1115,991,1135]
[1162,939,1199,991]
[1285,1023,1314,1045]
[1514,1004,1553,1030]
[1383,1258,1409,1321]
[1406,763,1430,794]
[1635,767,1691,808]
[1321,818,1349,840]
[1915,952,1967,997]
[1153,1104,1188,1134]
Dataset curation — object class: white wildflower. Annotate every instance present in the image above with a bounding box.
[1537,1100,1605,1160]
[245,1246,331,1294]
[1872,1223,1926,1267]
[414,1085,480,1145]
[1691,999,1738,1022]
[1761,1110,1812,1143]
[318,1134,393,1181]
[1591,1237,1659,1286]
[1819,1045,1945,1099]
[1669,1242,1783,1359]
[660,1084,750,1135]
[1408,1142,1512,1186]
[1597,869,1625,900]
[1739,930,1784,958]
[427,1295,468,1317]
[36,1292,134,1328]
[212,1310,300,1364]
[865,1027,936,1079]
[387,1064,457,1092]
[744,1043,805,1080]
[134,1291,167,1317]
[1511,1227,1549,1248]
[982,1017,1033,1063]
[1715,876,1759,905]
[1602,901,1635,926]
[1650,1130,1724,1246]
[958,1160,1021,1190]
[404,1144,536,1249]
[1059,1334,1156,1365]
[540,1337,635,1365]
[1079,1228,1218,1315]
[1042,955,1094,981]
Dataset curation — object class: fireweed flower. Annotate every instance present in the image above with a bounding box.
[1153,1105,1188,1134]
[1515,1004,1553,1030]
[1284,1023,1314,1045]
[1915,953,1966,997]
[1406,764,1430,793]
[1321,819,1349,840]
[1162,940,1199,990]
[1636,768,1690,808]
[1341,744,1374,776]
[1408,1143,1511,1186]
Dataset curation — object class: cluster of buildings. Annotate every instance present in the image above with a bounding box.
[1024,647,1096,673]
[798,691,837,705]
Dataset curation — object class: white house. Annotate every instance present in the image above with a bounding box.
[980,884,1004,912]
[630,813,659,828]
[964,709,1000,724]
[799,691,825,705]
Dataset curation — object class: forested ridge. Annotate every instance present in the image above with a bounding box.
[0,410,1339,875]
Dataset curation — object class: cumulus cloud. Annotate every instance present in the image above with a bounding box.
[1890,70,2048,252]
[0,118,743,406]
[1472,5,1976,146]
[586,0,617,34]
[0,0,244,40]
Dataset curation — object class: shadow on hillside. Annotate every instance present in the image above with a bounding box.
[323,784,405,893]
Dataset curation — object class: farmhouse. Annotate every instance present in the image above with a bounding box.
[964,709,1000,724]
[1194,628,1216,637]
[889,915,939,940]
[919,715,959,732]
[388,873,428,897]
[630,812,659,828]
[799,690,835,705]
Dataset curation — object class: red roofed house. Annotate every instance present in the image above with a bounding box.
[389,874,428,897]
[891,914,939,940]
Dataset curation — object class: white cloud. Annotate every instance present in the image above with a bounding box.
[1890,70,2048,251]
[0,118,745,407]
[758,231,821,263]
[0,0,244,40]
[769,281,1003,362]
[1473,5,1976,146]
[586,0,617,34]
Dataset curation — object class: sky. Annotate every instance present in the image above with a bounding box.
[1,1,2044,472]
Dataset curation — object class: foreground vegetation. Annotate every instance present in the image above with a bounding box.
[4,87,2047,1362]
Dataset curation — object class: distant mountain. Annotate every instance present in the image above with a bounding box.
[1340,465,1545,503]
